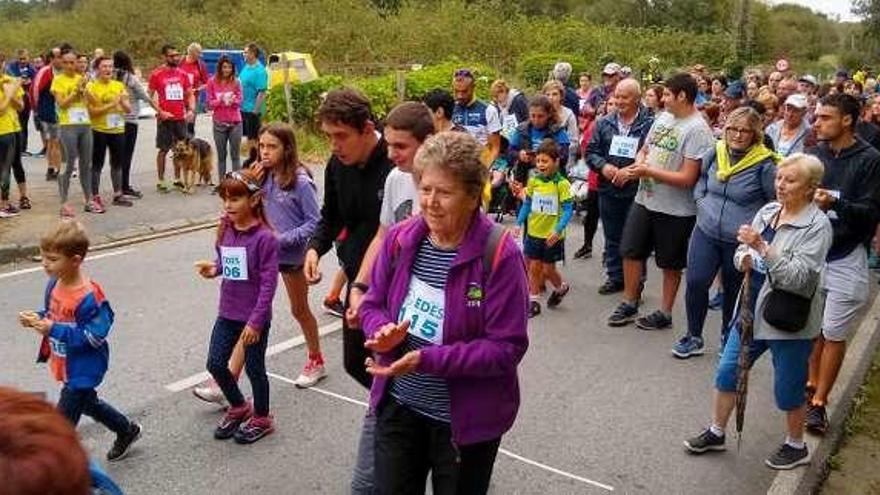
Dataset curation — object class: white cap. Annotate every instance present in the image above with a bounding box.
[784,93,808,109]
[798,74,818,86]
[602,63,621,76]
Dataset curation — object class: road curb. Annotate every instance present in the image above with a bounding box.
[767,290,880,495]
[0,214,219,265]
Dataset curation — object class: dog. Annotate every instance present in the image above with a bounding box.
[172,138,214,193]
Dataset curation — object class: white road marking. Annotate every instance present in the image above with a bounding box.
[268,372,616,492]
[163,321,342,393]
[0,248,135,280]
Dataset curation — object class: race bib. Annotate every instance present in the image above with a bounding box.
[107,113,124,129]
[165,82,184,101]
[68,107,90,124]
[532,192,559,215]
[220,246,249,281]
[610,135,639,159]
[398,276,445,345]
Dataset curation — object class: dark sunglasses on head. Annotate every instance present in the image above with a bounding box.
[225,171,261,193]
[454,68,473,78]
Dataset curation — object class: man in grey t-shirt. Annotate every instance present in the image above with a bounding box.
[607,73,715,331]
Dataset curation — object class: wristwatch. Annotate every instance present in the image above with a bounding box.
[351,282,369,294]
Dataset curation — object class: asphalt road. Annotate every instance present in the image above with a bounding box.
[0,216,793,494]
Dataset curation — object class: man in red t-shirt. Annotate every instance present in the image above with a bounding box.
[178,42,208,138]
[148,44,194,192]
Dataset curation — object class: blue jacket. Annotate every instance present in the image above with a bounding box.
[585,106,654,198]
[36,278,115,390]
[694,147,777,244]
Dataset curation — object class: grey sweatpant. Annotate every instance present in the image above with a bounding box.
[213,121,242,180]
[59,125,93,203]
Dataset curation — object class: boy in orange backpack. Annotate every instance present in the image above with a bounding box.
[19,220,142,462]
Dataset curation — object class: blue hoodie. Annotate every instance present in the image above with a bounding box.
[35,278,115,390]
[694,146,777,243]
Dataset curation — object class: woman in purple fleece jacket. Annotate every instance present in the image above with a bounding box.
[359,132,529,495]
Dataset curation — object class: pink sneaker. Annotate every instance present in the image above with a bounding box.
[85,199,105,214]
[293,357,327,388]
[192,378,227,406]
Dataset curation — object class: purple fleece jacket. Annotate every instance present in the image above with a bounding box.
[215,219,279,331]
[359,213,529,446]
[263,169,320,267]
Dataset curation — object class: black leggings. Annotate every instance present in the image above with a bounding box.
[91,131,124,195]
[582,190,600,247]
[121,122,138,191]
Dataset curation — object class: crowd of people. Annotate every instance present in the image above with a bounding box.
[5,43,880,493]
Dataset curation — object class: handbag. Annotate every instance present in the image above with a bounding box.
[759,210,818,333]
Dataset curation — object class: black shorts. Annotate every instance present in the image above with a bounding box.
[241,112,261,140]
[156,120,187,151]
[620,203,695,270]
[523,235,565,263]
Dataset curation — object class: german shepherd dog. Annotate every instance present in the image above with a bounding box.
[172,138,214,193]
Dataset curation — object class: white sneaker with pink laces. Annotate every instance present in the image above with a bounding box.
[293,358,327,388]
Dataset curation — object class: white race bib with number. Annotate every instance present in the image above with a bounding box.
[532,192,559,215]
[398,276,445,345]
[164,82,184,101]
[220,246,249,281]
[609,135,639,159]
[68,107,90,124]
[107,113,124,129]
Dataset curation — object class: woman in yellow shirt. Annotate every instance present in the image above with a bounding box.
[87,57,132,208]
[51,49,97,217]
[0,73,24,217]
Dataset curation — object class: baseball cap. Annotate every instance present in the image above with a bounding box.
[724,81,745,100]
[784,94,808,109]
[798,74,818,86]
[602,63,621,76]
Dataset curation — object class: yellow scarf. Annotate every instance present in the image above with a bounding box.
[715,140,779,182]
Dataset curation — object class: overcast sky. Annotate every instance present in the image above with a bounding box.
[766,0,860,22]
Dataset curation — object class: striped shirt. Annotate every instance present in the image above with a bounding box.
[390,236,457,422]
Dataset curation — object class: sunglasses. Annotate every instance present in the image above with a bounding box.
[225,171,261,193]
[454,68,473,78]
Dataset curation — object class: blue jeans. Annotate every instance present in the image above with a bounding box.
[685,226,742,340]
[206,317,271,416]
[598,193,635,284]
[715,324,814,411]
[57,386,131,434]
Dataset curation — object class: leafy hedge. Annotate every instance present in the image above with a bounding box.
[266,61,498,127]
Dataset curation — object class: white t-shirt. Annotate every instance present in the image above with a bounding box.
[635,111,715,217]
[380,167,419,226]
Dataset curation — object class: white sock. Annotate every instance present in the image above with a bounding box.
[709,424,725,437]
[785,437,805,449]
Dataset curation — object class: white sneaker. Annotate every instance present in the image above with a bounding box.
[293,359,327,388]
[192,379,227,406]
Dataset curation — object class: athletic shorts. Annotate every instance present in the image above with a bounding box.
[279,263,303,274]
[620,202,695,270]
[241,112,261,140]
[41,121,59,140]
[822,245,869,342]
[156,120,187,151]
[523,234,564,264]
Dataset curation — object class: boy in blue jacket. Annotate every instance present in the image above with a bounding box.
[18,220,142,462]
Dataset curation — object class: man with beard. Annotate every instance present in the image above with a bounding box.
[148,44,194,193]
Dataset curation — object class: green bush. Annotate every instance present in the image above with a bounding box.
[404,61,498,101]
[266,75,343,127]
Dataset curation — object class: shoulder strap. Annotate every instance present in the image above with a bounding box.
[481,223,508,279]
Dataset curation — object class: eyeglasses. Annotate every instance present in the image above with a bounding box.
[725,127,754,136]
[225,171,261,193]
[454,68,473,79]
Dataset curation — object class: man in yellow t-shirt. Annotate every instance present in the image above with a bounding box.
[0,72,25,217]
[51,49,97,217]
[87,56,132,208]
